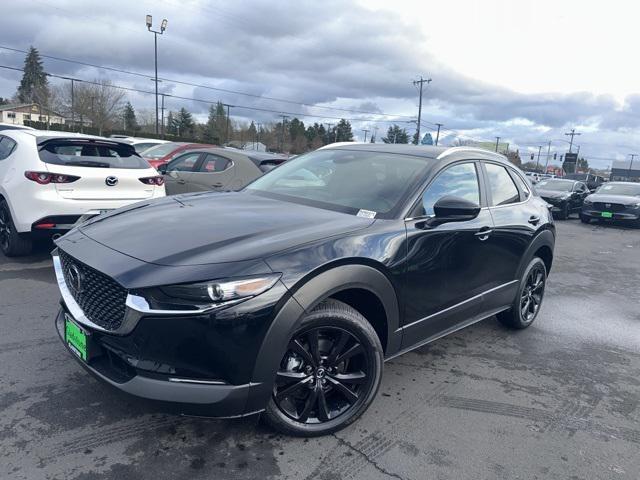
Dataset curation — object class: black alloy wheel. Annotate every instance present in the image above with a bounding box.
[519,263,545,323]
[274,326,371,424]
[497,257,547,329]
[264,299,383,436]
[0,200,32,257]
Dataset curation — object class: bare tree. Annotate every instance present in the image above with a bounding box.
[53,80,126,134]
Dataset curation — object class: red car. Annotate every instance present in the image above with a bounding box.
[142,142,215,169]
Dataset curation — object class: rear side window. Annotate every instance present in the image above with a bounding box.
[201,154,232,172]
[39,140,149,169]
[510,170,531,200]
[485,163,520,206]
[0,136,17,160]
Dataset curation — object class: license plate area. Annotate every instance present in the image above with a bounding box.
[65,314,89,361]
[601,211,613,218]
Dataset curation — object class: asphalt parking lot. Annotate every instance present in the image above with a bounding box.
[1,220,639,480]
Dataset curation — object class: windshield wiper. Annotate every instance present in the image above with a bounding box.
[64,160,111,168]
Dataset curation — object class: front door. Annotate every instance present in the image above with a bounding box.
[163,152,203,195]
[401,161,495,349]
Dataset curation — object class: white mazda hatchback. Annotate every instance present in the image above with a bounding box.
[0,130,165,256]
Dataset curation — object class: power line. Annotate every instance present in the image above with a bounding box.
[0,45,416,120]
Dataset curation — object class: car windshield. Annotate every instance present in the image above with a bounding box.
[536,180,573,192]
[38,140,149,169]
[597,183,640,196]
[246,149,429,216]
[142,142,183,158]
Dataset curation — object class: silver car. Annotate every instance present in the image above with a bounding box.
[158,147,287,195]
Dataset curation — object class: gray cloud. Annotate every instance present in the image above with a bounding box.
[0,0,637,167]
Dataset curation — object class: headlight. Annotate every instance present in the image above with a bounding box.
[583,198,593,205]
[160,274,281,303]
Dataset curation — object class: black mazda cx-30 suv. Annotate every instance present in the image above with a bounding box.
[53,144,555,436]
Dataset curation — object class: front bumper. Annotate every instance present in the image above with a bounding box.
[55,309,260,417]
[581,207,640,221]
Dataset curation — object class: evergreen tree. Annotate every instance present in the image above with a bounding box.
[17,46,49,105]
[334,119,353,142]
[203,102,227,144]
[175,108,195,136]
[166,111,177,135]
[0,97,9,106]
[382,124,409,144]
[122,102,138,132]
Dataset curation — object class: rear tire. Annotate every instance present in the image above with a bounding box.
[497,257,547,329]
[263,299,383,437]
[0,200,32,257]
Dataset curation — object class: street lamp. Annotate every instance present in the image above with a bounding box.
[146,14,168,135]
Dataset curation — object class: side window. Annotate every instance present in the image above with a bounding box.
[0,136,17,160]
[200,154,232,173]
[577,182,587,192]
[166,152,201,172]
[485,163,520,206]
[419,162,480,216]
[510,170,531,200]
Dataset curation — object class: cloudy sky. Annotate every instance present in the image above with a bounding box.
[1,0,639,168]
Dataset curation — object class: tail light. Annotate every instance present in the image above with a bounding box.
[25,171,80,184]
[139,176,165,186]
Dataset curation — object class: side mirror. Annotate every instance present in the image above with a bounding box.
[157,164,168,174]
[428,196,481,226]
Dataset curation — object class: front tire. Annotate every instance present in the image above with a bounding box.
[263,299,383,437]
[580,214,591,224]
[497,257,547,329]
[557,202,569,220]
[0,200,32,257]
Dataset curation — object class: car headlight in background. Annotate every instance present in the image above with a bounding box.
[583,198,593,206]
[160,274,281,303]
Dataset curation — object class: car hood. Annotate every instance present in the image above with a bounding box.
[537,189,571,199]
[586,194,640,205]
[78,192,375,266]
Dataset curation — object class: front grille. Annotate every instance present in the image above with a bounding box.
[593,202,625,212]
[59,249,127,331]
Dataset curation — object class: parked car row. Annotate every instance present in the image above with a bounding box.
[535,178,640,226]
[0,129,288,256]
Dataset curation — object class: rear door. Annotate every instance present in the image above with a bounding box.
[481,162,538,309]
[163,152,203,195]
[188,153,236,192]
[38,140,156,201]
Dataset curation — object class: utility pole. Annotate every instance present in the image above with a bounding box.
[280,115,289,152]
[544,141,552,173]
[629,154,637,178]
[225,104,233,144]
[412,76,431,144]
[324,123,333,144]
[565,128,581,153]
[434,123,443,145]
[495,137,500,152]
[371,126,379,143]
[146,15,168,135]
[362,129,370,143]
[535,146,542,172]
[70,78,75,131]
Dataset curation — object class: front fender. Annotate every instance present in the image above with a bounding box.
[245,263,401,414]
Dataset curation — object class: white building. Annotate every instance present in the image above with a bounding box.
[0,103,66,126]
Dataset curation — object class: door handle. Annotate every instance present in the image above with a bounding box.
[474,227,493,241]
[528,215,540,225]
[176,179,186,184]
[212,182,224,188]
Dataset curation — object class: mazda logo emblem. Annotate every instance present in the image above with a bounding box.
[67,264,84,294]
[605,203,611,208]
[105,176,119,187]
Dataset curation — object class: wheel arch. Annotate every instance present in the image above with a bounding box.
[245,262,401,414]
[518,228,555,279]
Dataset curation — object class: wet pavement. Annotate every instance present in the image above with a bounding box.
[1,220,639,479]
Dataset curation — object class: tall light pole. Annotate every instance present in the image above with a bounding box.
[146,15,167,136]
[535,145,542,171]
[495,137,501,152]
[544,141,552,173]
[412,76,431,145]
[362,129,370,143]
[629,154,637,179]
[224,104,233,144]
